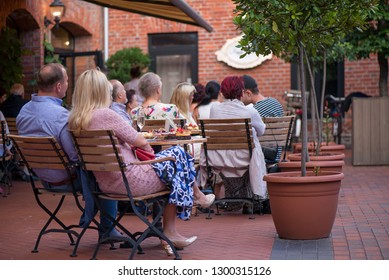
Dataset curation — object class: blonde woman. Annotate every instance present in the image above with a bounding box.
[68,69,214,254]
[170,82,197,126]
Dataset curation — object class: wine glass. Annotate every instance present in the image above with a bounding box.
[137,108,146,131]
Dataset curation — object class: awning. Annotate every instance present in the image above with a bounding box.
[81,0,213,32]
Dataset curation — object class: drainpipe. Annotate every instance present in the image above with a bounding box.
[104,7,109,61]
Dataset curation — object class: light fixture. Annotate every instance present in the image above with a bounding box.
[44,0,65,29]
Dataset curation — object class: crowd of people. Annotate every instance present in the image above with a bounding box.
[3,62,285,254]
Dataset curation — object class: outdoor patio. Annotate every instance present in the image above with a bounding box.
[0,149,388,260]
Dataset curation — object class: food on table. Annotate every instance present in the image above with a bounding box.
[176,128,191,140]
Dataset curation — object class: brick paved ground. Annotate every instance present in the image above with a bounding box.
[0,149,388,260]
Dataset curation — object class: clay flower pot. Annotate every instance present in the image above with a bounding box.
[287,152,345,161]
[293,142,345,153]
[277,160,344,172]
[264,171,344,240]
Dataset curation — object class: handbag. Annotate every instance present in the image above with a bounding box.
[132,146,156,161]
[261,146,278,163]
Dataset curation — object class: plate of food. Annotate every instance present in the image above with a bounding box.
[141,132,155,139]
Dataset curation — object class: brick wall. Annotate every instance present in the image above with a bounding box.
[1,0,387,143]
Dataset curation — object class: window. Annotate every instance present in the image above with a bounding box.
[149,32,198,103]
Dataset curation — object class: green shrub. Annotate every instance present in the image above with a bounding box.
[0,27,23,92]
[106,47,150,83]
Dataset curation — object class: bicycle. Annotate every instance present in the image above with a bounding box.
[325,94,346,144]
[283,90,308,145]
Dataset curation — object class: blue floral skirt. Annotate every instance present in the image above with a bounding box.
[151,146,195,220]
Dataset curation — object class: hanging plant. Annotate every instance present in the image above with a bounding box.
[43,39,60,64]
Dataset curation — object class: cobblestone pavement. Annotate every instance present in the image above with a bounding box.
[0,149,388,260]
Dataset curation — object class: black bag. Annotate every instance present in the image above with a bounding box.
[262,146,278,163]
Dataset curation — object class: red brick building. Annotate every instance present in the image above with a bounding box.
[0,0,387,145]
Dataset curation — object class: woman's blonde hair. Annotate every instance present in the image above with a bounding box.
[170,82,196,120]
[68,69,112,132]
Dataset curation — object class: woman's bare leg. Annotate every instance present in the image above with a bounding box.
[162,204,186,240]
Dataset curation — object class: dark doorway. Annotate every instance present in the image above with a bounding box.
[148,32,198,103]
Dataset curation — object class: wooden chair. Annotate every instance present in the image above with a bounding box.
[0,120,13,196]
[5,117,18,135]
[70,129,182,260]
[260,115,295,164]
[8,134,98,257]
[198,118,257,218]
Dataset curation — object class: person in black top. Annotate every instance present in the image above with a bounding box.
[0,83,29,118]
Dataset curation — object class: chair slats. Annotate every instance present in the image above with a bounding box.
[29,162,66,169]
[74,137,116,146]
[206,143,252,150]
[260,116,295,149]
[77,146,114,154]
[5,118,18,135]
[84,162,121,172]
[82,154,120,163]
[199,118,255,151]
[259,115,295,163]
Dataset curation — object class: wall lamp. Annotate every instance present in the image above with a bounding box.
[44,0,66,29]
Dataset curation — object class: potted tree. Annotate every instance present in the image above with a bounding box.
[106,47,150,83]
[233,0,376,239]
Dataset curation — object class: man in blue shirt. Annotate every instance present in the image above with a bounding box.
[17,63,120,238]
[110,79,133,124]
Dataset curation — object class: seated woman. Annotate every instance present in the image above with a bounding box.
[125,89,138,116]
[200,76,268,200]
[130,72,179,120]
[68,69,215,254]
[195,80,221,120]
[170,82,202,159]
[170,82,198,127]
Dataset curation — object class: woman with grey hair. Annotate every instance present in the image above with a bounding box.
[130,72,179,120]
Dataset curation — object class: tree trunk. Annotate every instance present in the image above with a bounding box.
[378,51,388,97]
[298,43,308,176]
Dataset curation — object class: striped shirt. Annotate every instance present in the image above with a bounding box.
[254,97,284,163]
[253,97,284,118]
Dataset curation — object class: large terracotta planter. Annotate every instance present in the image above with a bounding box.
[277,160,344,172]
[287,152,345,161]
[264,171,344,240]
[293,142,346,153]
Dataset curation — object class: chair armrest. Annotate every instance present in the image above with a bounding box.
[130,156,176,165]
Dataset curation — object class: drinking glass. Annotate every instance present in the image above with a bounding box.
[137,108,145,131]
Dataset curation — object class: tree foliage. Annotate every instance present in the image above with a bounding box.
[342,0,389,96]
[106,47,150,83]
[233,0,376,59]
[233,0,377,175]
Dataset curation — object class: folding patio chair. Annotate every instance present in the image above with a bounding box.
[198,118,259,219]
[8,134,98,257]
[70,129,181,260]
[259,115,295,171]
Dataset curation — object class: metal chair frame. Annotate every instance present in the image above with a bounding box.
[8,134,98,257]
[0,120,13,196]
[71,129,181,260]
